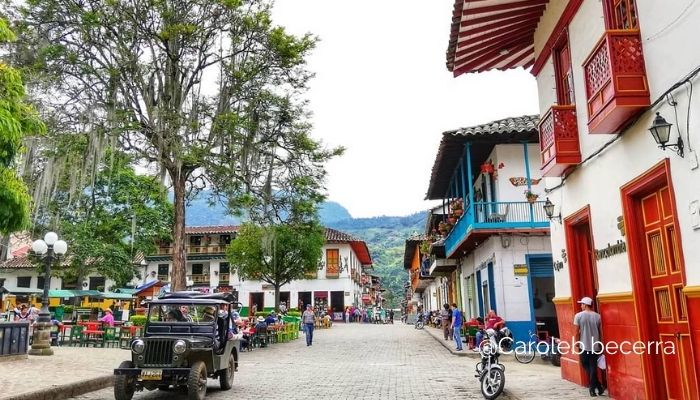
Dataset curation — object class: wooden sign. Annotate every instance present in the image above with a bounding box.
[513,264,529,276]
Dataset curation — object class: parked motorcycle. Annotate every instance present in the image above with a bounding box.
[414,313,424,329]
[475,332,506,399]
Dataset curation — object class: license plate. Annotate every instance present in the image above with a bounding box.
[140,369,163,381]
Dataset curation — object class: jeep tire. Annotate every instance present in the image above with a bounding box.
[219,351,235,390]
[114,361,136,400]
[187,361,207,400]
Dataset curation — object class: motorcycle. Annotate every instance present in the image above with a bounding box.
[541,337,561,366]
[414,313,425,329]
[475,331,506,399]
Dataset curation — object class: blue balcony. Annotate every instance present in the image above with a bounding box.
[444,201,550,257]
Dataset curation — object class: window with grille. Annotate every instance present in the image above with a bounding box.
[220,235,231,245]
[158,264,169,276]
[189,236,202,246]
[554,34,574,105]
[192,264,204,275]
[220,262,230,274]
[326,249,340,274]
[17,276,31,288]
[37,276,45,289]
[607,0,638,29]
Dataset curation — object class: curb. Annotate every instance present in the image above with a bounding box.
[421,325,478,358]
[5,375,114,400]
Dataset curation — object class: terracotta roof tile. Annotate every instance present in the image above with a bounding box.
[0,255,35,269]
[185,226,239,235]
[324,228,360,242]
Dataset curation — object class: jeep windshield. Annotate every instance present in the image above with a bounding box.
[147,303,219,324]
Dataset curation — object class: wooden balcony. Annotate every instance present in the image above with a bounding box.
[219,273,229,284]
[156,244,226,255]
[583,30,650,134]
[190,274,209,284]
[157,275,169,282]
[325,271,339,279]
[539,105,581,177]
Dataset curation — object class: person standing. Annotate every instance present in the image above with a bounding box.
[302,304,315,346]
[450,303,463,351]
[388,309,394,324]
[440,303,452,340]
[574,296,604,397]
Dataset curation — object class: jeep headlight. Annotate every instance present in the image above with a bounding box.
[131,339,145,354]
[173,340,187,354]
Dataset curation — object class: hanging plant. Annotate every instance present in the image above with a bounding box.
[524,189,539,203]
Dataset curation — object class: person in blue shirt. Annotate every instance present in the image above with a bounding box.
[264,312,276,325]
[451,303,463,351]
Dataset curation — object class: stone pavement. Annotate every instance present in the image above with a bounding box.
[1,323,597,400]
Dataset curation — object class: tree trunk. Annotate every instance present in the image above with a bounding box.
[274,284,280,312]
[170,170,188,292]
[0,235,9,261]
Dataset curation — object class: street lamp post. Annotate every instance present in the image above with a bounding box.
[29,232,68,356]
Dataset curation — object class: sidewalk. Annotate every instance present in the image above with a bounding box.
[421,325,598,399]
[0,347,126,400]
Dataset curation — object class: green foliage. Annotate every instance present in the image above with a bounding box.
[0,18,45,234]
[52,151,173,287]
[227,221,325,309]
[129,315,147,326]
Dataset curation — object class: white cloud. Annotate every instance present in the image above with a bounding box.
[273,0,539,218]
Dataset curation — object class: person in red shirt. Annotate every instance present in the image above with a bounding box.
[474,310,504,349]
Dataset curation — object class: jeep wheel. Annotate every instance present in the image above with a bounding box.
[187,361,207,400]
[219,351,235,390]
[114,361,136,400]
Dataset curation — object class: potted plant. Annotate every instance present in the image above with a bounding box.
[524,189,539,204]
[450,198,464,217]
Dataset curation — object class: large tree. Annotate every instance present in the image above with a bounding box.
[50,151,173,288]
[7,0,342,291]
[0,18,44,237]
[227,221,325,312]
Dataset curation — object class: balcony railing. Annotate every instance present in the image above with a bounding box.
[219,273,229,284]
[190,274,209,284]
[539,105,581,177]
[156,244,226,255]
[157,275,169,282]
[444,201,549,258]
[583,29,650,134]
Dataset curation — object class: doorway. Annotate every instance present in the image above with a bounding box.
[279,291,290,310]
[249,292,264,314]
[527,254,558,338]
[565,206,598,304]
[622,160,697,399]
[330,291,344,318]
[298,291,311,312]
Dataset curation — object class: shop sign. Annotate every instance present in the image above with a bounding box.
[344,291,350,296]
[513,264,528,276]
[261,284,274,290]
[594,240,627,260]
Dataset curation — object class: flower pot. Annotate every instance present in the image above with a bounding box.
[448,217,456,224]
[453,209,463,217]
[526,194,538,204]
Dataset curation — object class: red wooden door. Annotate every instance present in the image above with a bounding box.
[642,187,695,399]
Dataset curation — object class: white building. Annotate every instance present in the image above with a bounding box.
[142,226,374,318]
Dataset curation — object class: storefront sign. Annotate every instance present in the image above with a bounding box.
[513,264,528,276]
[261,284,274,290]
[594,240,627,260]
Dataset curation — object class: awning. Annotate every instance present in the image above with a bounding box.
[114,288,138,294]
[48,290,78,298]
[101,292,135,300]
[72,290,103,297]
[446,0,548,76]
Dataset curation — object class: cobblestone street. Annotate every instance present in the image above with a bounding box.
[68,323,587,400]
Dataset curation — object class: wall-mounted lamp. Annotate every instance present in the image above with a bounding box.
[149,270,156,276]
[543,198,562,223]
[649,112,684,157]
[214,270,219,276]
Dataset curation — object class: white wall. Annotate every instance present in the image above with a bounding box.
[534,0,700,296]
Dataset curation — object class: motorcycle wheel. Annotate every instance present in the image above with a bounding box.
[480,367,505,400]
[415,321,424,329]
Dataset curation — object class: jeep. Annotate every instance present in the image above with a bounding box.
[113,291,240,400]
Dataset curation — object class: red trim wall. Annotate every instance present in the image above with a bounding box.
[531,0,585,76]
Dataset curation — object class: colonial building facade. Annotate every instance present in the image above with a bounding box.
[446,1,700,398]
[143,226,375,318]
[405,116,555,342]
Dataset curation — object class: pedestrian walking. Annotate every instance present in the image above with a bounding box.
[302,304,315,346]
[440,303,452,340]
[574,296,604,397]
[450,303,463,351]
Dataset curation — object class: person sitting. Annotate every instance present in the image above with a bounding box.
[253,316,268,348]
[475,310,505,349]
[165,309,186,322]
[264,312,276,326]
[99,309,115,327]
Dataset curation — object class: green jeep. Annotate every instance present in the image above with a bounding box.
[113,292,240,400]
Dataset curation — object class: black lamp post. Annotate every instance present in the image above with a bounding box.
[29,232,67,356]
[649,112,684,157]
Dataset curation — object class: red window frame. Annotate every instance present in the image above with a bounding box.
[604,0,639,30]
[553,31,574,106]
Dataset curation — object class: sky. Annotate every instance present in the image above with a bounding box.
[272,0,540,218]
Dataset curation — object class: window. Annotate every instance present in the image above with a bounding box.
[89,276,105,291]
[326,249,340,274]
[192,263,204,275]
[37,276,45,289]
[17,276,31,288]
[220,262,230,274]
[553,33,574,106]
[606,0,638,30]
[220,235,231,245]
[158,264,170,276]
[189,236,202,246]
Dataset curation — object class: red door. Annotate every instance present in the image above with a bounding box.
[641,187,695,399]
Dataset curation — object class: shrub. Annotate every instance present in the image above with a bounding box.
[286,311,301,317]
[130,315,147,326]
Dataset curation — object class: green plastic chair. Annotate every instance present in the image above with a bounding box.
[102,327,119,348]
[69,325,85,347]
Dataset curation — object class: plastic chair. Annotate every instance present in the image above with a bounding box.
[103,327,119,348]
[69,325,85,347]
[118,327,133,349]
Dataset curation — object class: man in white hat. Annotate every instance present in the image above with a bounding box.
[574,296,604,397]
